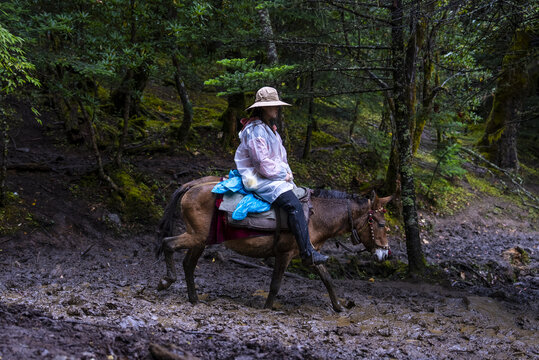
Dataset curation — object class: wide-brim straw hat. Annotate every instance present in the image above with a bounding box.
[246,86,291,110]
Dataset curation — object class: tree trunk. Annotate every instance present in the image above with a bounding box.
[412,5,438,155]
[79,99,121,194]
[478,29,530,170]
[497,107,520,171]
[349,99,360,139]
[302,74,315,159]
[172,53,193,144]
[115,69,133,167]
[412,40,434,154]
[379,97,390,133]
[391,0,424,274]
[0,114,8,207]
[110,65,148,116]
[221,93,245,149]
[381,96,399,197]
[302,73,315,158]
[257,6,278,65]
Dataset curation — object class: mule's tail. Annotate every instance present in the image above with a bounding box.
[155,184,191,259]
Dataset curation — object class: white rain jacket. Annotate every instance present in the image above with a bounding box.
[234,118,295,203]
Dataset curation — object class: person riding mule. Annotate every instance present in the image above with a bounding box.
[155,87,395,311]
[156,176,393,312]
[235,86,328,266]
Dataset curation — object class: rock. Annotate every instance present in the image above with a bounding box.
[119,315,145,330]
[66,307,81,316]
[81,352,97,360]
[105,213,122,226]
[449,344,467,352]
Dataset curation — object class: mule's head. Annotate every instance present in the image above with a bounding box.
[356,191,393,262]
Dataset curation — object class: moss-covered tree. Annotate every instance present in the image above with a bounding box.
[478,29,533,170]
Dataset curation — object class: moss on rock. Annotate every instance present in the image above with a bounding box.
[0,193,35,236]
[110,169,163,223]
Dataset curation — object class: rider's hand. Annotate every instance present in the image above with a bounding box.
[285,172,293,182]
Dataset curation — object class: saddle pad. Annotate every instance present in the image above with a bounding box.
[207,196,271,245]
[220,187,311,231]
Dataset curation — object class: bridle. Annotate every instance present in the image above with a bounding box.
[347,201,390,252]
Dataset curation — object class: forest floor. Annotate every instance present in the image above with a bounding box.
[0,103,538,359]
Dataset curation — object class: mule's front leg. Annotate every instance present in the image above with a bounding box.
[183,245,205,304]
[157,248,177,291]
[314,264,344,312]
[264,253,293,309]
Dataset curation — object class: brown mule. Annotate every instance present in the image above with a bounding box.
[156,176,393,312]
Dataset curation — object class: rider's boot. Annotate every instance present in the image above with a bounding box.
[274,190,328,266]
[288,209,328,266]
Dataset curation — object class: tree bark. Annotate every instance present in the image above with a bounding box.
[172,53,193,144]
[412,34,434,154]
[0,114,8,207]
[497,109,520,170]
[115,69,133,167]
[349,98,360,140]
[391,0,424,274]
[302,73,315,159]
[221,93,245,149]
[257,6,278,65]
[79,99,120,194]
[478,29,531,171]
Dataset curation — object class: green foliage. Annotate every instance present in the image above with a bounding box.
[0,24,39,93]
[414,154,472,215]
[204,58,295,96]
[310,130,340,147]
[434,143,466,179]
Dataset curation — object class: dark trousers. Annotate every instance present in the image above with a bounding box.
[273,190,312,255]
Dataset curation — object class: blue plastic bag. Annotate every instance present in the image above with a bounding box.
[231,193,271,220]
[212,170,271,220]
[211,170,247,194]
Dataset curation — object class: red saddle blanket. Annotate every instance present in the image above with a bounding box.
[206,195,273,245]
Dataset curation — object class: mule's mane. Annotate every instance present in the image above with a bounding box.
[312,189,368,205]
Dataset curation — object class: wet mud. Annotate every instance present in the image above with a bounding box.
[1,222,537,359]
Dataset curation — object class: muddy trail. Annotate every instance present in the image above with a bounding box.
[1,106,538,359]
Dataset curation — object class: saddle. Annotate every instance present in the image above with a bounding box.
[218,187,313,231]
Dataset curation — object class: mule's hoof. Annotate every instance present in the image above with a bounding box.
[188,297,198,305]
[332,302,344,313]
[157,277,175,291]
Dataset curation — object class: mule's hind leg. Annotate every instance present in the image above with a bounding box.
[264,253,293,309]
[182,245,205,304]
[157,232,200,291]
[314,264,343,312]
[157,248,178,291]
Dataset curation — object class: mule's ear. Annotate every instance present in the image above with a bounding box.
[370,190,377,204]
[375,195,393,208]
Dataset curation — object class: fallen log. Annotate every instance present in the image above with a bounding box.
[7,163,53,172]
